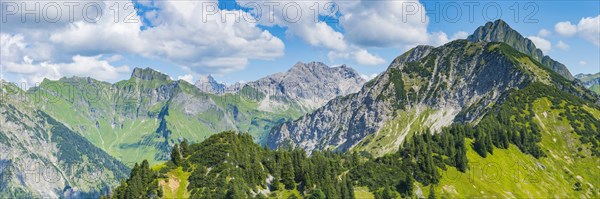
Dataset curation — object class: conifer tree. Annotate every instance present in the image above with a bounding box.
[474,131,487,157]
[171,143,182,166]
[281,153,296,189]
[428,185,436,199]
[180,139,190,157]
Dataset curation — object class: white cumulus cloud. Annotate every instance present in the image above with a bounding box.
[538,29,551,37]
[451,31,469,40]
[577,15,600,47]
[360,73,379,81]
[178,74,195,83]
[1,0,287,82]
[556,40,570,50]
[555,21,578,36]
[328,49,386,66]
[528,36,552,53]
[340,0,429,48]
[237,0,430,66]
[426,31,470,47]
[4,55,130,85]
[554,15,600,47]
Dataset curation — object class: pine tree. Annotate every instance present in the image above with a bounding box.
[455,146,468,172]
[227,179,246,199]
[474,131,487,157]
[171,143,182,166]
[280,153,296,190]
[307,189,326,199]
[180,139,190,157]
[428,185,436,199]
[140,160,151,185]
[342,176,354,199]
[374,186,397,199]
[405,174,415,197]
[485,130,494,154]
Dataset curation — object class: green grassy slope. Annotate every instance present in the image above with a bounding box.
[424,97,599,198]
[353,107,438,156]
[590,85,600,95]
[334,41,599,197]
[351,96,599,198]
[0,81,130,197]
[28,74,302,165]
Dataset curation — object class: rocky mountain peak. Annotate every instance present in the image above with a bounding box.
[468,19,542,60]
[194,74,226,94]
[288,61,327,74]
[268,29,596,154]
[467,19,574,80]
[196,74,217,83]
[131,67,171,81]
[575,72,600,93]
[287,61,362,79]
[242,61,365,111]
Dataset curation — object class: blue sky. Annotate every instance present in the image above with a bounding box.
[1,0,598,86]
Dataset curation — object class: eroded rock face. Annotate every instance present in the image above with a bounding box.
[243,62,366,112]
[193,62,366,112]
[194,75,226,95]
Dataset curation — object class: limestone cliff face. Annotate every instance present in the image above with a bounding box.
[242,62,366,112]
[193,62,365,112]
[194,75,226,95]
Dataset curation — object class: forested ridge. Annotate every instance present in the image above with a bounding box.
[107,82,599,198]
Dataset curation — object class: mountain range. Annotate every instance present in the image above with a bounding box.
[576,72,600,94]
[268,19,599,156]
[1,19,599,198]
[0,61,365,197]
[5,61,364,167]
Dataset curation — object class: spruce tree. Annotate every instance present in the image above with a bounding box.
[428,185,436,199]
[474,131,487,157]
[307,189,326,199]
[280,153,296,190]
[180,139,190,157]
[171,143,182,166]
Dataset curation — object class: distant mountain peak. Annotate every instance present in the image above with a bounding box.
[575,72,600,94]
[289,61,327,73]
[197,74,217,83]
[242,61,365,111]
[131,67,171,81]
[467,19,574,80]
[194,74,226,94]
[287,61,361,79]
